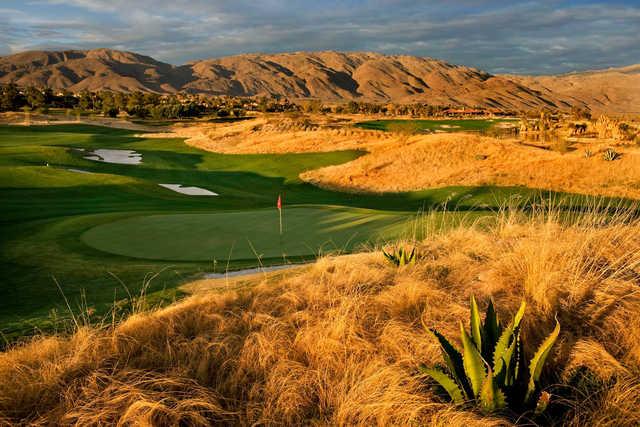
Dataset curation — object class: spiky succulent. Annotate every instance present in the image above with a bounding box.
[382,246,416,267]
[602,148,619,161]
[420,297,560,414]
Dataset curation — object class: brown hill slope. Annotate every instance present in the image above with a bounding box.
[0,48,194,93]
[1,49,638,112]
[509,65,640,114]
[185,51,558,110]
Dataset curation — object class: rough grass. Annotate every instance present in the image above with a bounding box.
[301,132,640,199]
[147,116,395,154]
[1,207,639,426]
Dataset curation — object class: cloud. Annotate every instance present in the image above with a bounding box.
[2,0,639,74]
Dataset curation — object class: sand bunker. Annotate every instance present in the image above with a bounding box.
[67,168,93,174]
[85,149,142,165]
[159,184,218,196]
[204,263,306,279]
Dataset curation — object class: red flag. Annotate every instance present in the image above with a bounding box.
[277,194,282,210]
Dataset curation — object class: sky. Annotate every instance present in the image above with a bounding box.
[0,0,639,74]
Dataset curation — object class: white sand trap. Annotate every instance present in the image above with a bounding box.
[85,149,142,165]
[439,124,461,129]
[159,183,218,196]
[67,168,93,174]
[204,263,307,278]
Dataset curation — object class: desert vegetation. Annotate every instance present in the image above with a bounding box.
[1,205,638,425]
[423,297,560,415]
[301,130,640,199]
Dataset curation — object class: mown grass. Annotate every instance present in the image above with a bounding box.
[80,206,421,261]
[355,118,516,133]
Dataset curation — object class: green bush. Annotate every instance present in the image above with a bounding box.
[421,297,560,415]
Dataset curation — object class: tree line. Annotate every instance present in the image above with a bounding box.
[1,83,514,119]
[0,84,303,119]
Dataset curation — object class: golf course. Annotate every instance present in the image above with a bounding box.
[0,122,600,339]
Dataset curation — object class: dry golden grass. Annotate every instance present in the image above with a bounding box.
[146,115,395,154]
[301,132,640,199]
[1,208,639,426]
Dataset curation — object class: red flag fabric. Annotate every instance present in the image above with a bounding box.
[277,194,282,210]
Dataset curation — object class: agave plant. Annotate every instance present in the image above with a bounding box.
[602,148,619,161]
[421,297,560,414]
[382,246,416,266]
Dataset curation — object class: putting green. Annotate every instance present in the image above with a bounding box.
[81,206,416,261]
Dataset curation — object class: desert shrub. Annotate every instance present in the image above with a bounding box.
[421,297,560,415]
[583,150,593,158]
[602,148,619,161]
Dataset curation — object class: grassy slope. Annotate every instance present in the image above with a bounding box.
[0,124,605,338]
[0,212,638,425]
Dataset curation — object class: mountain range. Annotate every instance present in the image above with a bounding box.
[1,48,638,113]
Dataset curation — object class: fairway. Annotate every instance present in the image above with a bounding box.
[355,118,517,133]
[82,206,414,261]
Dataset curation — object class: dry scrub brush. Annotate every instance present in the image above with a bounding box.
[1,205,639,426]
[301,132,640,199]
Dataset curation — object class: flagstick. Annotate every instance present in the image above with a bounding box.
[277,193,284,259]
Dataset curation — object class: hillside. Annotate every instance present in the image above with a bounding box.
[1,211,638,425]
[0,49,193,93]
[2,49,639,112]
[509,64,640,114]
